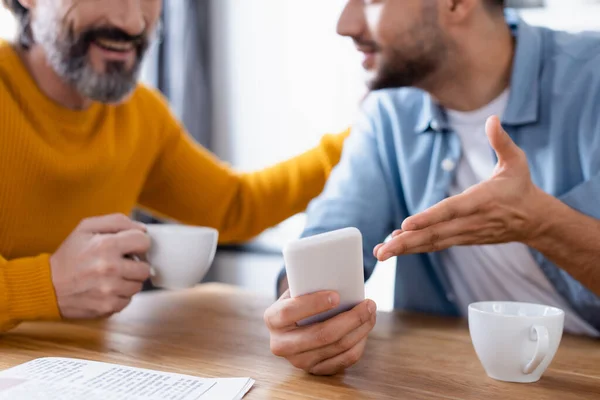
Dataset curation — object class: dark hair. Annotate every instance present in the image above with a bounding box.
[2,0,33,48]
[487,0,505,9]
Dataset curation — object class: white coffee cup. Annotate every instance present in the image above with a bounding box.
[145,224,218,290]
[468,301,565,383]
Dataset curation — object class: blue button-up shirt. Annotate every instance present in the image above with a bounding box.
[299,19,600,331]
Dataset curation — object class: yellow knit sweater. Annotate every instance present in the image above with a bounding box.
[0,41,348,331]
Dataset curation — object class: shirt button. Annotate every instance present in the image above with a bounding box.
[441,158,456,172]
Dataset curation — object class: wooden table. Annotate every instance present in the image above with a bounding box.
[1,284,598,399]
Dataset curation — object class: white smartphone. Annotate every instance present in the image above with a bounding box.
[283,227,365,326]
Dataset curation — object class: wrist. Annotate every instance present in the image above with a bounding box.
[525,188,565,250]
[2,254,61,322]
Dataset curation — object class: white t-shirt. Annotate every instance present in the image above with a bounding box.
[441,89,598,336]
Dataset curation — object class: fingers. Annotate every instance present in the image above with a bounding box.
[270,299,376,357]
[401,192,481,232]
[373,231,402,258]
[114,229,151,256]
[264,291,340,331]
[287,309,376,372]
[119,259,152,282]
[376,215,483,260]
[373,243,384,258]
[486,115,522,165]
[397,236,471,255]
[114,280,145,298]
[308,337,368,376]
[87,296,133,318]
[78,214,146,234]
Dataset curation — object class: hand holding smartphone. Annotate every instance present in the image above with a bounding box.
[283,227,366,326]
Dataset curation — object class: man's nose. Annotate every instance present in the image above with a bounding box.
[337,0,367,39]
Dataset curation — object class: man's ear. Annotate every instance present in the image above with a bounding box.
[439,0,479,24]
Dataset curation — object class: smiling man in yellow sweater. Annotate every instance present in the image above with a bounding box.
[0,0,348,331]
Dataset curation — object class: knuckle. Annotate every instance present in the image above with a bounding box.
[315,327,332,346]
[98,284,115,297]
[93,236,116,253]
[428,241,441,253]
[336,336,354,353]
[112,213,130,224]
[442,203,458,220]
[393,241,408,255]
[344,347,362,366]
[288,356,310,372]
[400,241,409,254]
[263,306,279,331]
[357,307,370,326]
[131,228,149,242]
[269,339,286,357]
[429,231,440,246]
[263,310,274,330]
[95,260,118,277]
[276,306,293,325]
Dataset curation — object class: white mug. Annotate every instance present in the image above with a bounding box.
[468,301,565,383]
[145,224,218,290]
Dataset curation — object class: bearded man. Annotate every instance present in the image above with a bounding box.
[0,0,348,331]
[264,0,600,376]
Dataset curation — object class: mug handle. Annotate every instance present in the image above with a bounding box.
[523,325,550,374]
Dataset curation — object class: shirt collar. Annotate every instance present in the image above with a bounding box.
[415,13,543,134]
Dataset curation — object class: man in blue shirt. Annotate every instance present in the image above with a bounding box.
[264,0,600,376]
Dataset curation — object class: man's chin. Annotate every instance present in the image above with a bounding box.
[362,69,380,90]
[364,74,393,92]
[73,76,139,104]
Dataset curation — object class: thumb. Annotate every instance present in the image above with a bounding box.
[486,115,521,165]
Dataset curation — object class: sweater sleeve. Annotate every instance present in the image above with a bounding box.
[138,115,349,243]
[0,254,61,332]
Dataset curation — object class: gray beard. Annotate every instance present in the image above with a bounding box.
[30,3,143,104]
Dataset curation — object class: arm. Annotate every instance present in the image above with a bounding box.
[527,192,600,296]
[282,105,396,287]
[138,114,349,243]
[1,215,153,333]
[377,117,600,301]
[537,111,600,297]
[0,254,61,332]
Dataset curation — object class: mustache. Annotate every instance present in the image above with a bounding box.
[353,38,381,53]
[65,25,151,65]
[81,26,147,46]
